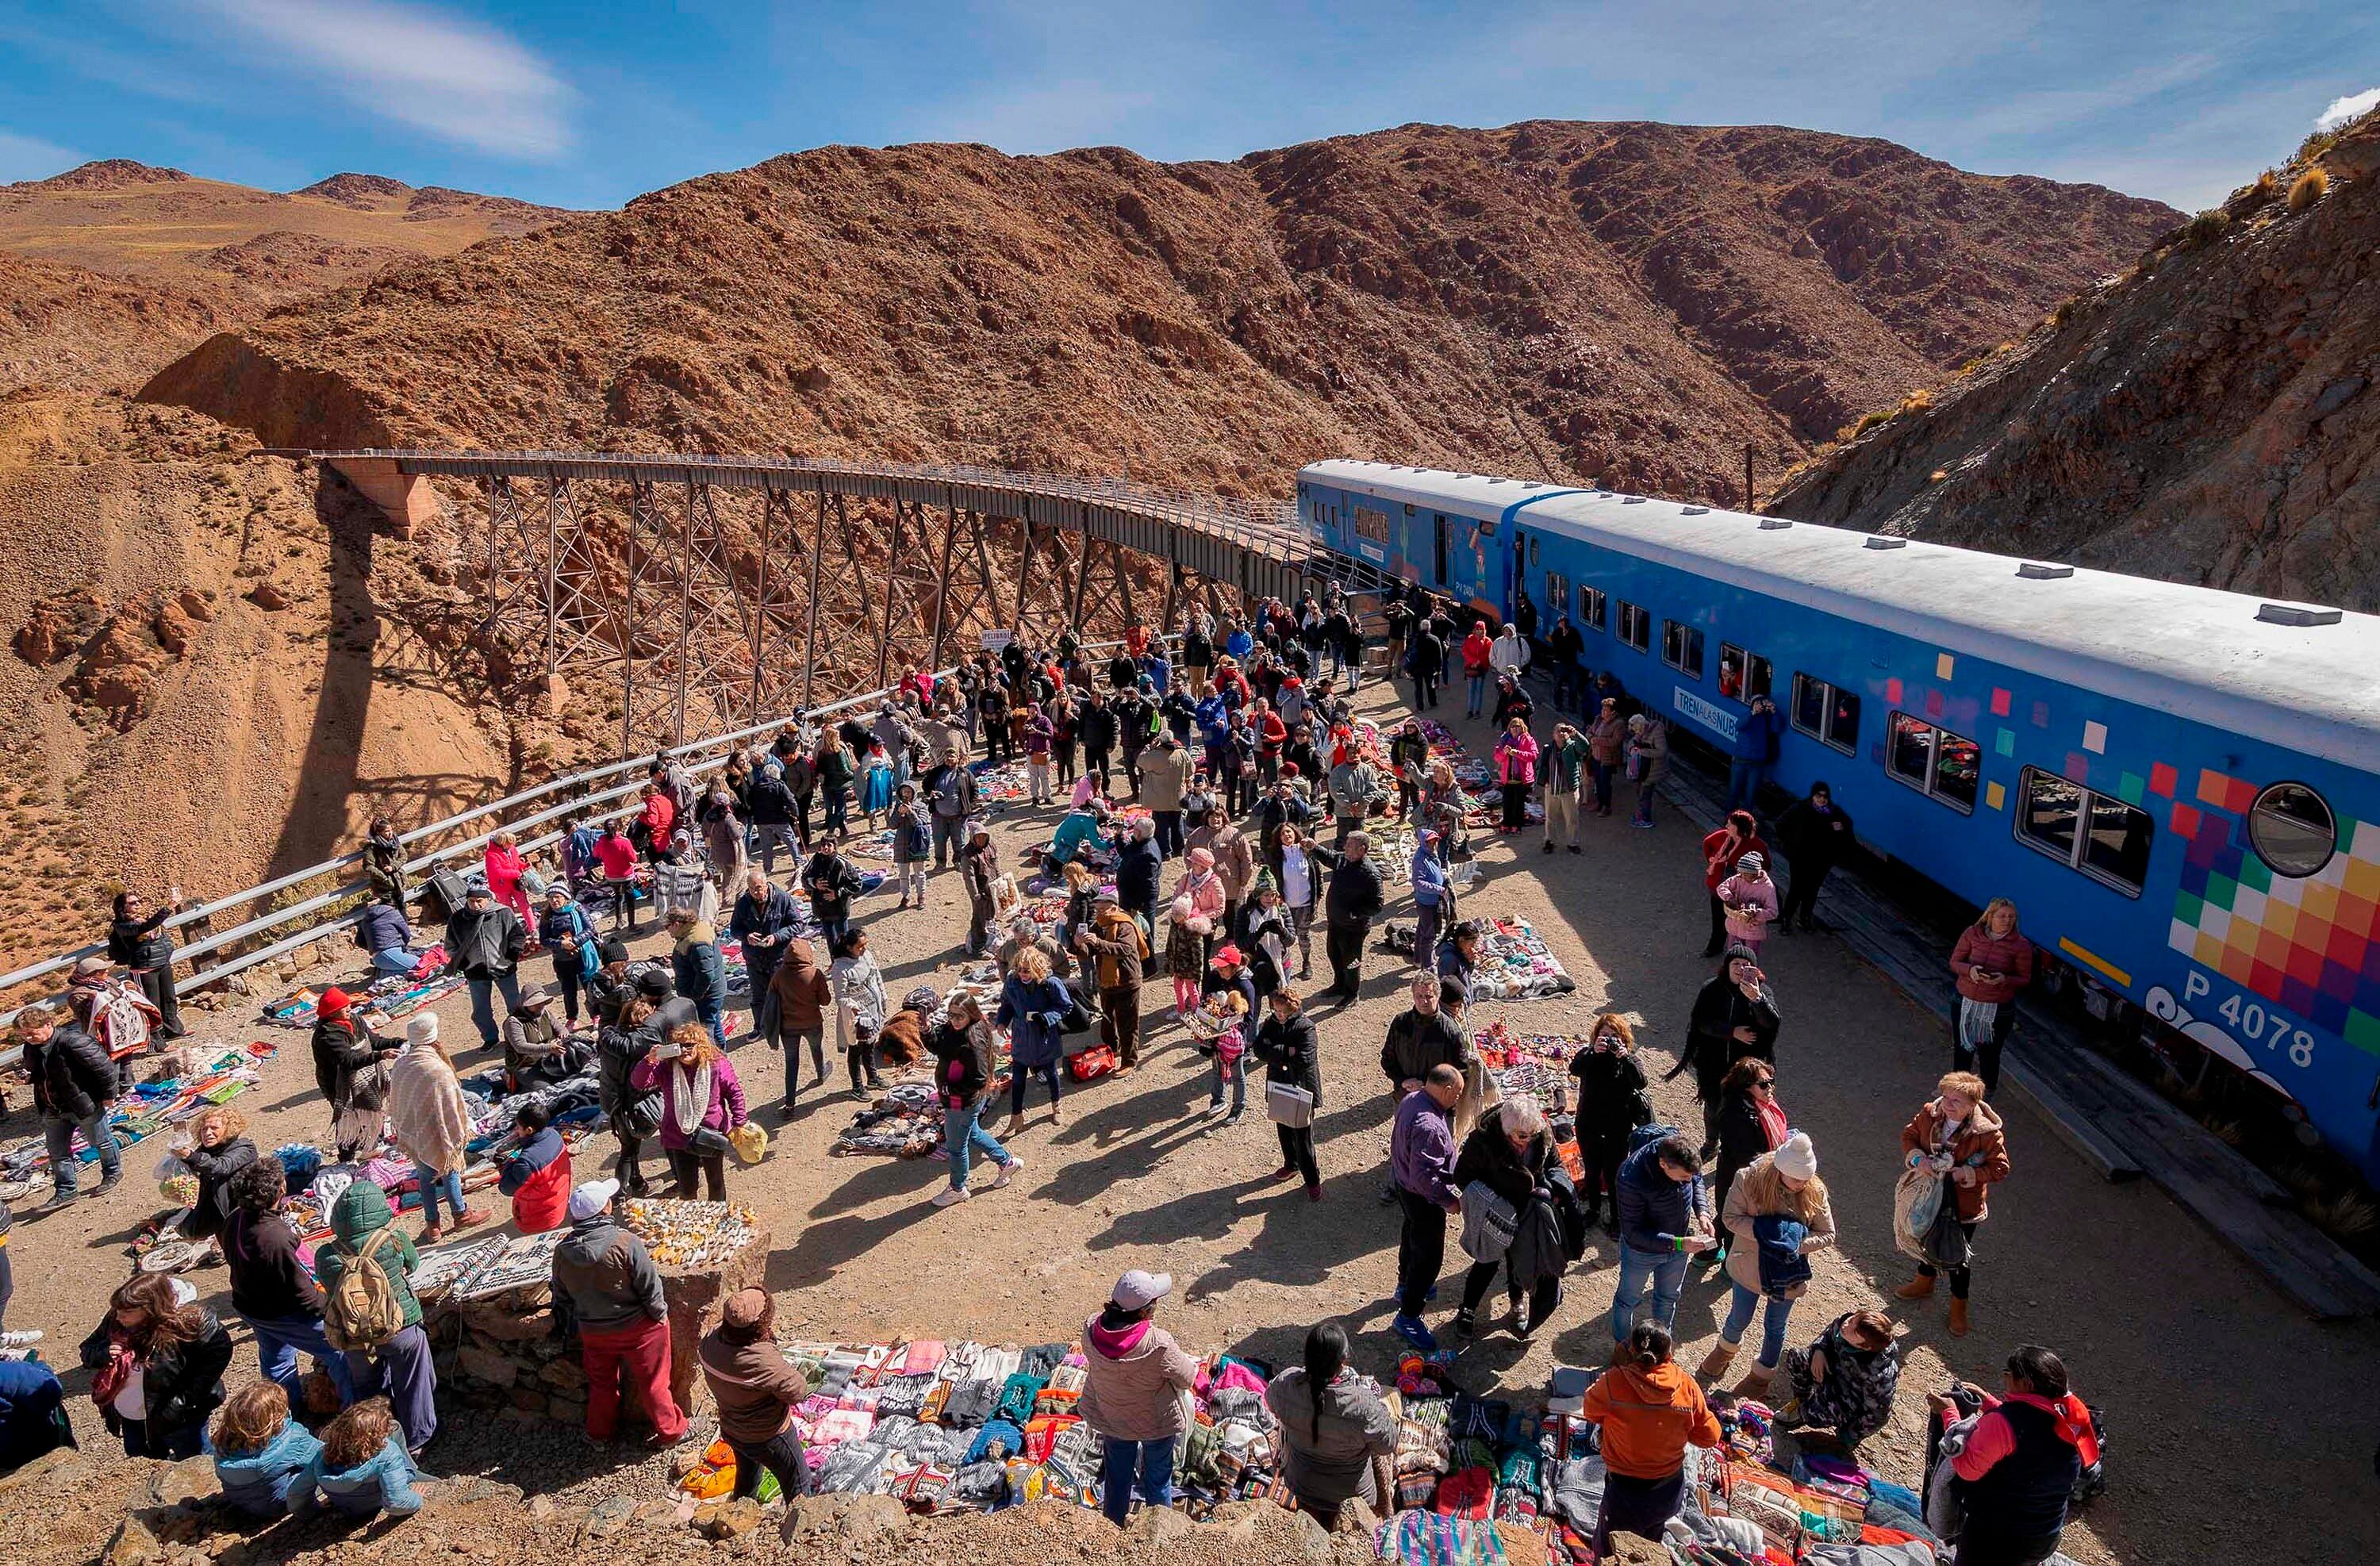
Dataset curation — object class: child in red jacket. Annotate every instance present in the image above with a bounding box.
[496,1102,572,1234]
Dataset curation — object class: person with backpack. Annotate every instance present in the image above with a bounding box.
[552,1178,687,1448]
[388,1014,489,1242]
[537,884,600,1027]
[313,1180,436,1454]
[13,1001,122,1210]
[926,993,1020,1208]
[79,1273,234,1459]
[889,782,932,908]
[288,1397,424,1520]
[108,888,187,1040]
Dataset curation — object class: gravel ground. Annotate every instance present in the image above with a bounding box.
[7,677,2378,1564]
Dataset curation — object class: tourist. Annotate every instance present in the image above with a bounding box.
[495,1100,573,1234]
[1540,720,1589,853]
[638,779,678,862]
[1715,851,1780,956]
[1326,743,1388,848]
[632,1021,749,1201]
[1265,1321,1398,1529]
[1896,1070,2010,1337]
[1546,612,1585,710]
[997,913,1063,983]
[107,887,188,1040]
[15,1002,117,1211]
[534,883,599,1026]
[1023,701,1056,804]
[1775,781,1856,934]
[763,935,832,1112]
[309,988,396,1162]
[1253,986,1323,1199]
[923,746,977,869]
[1047,793,1109,875]
[599,992,660,1196]
[1077,1270,1200,1528]
[1115,816,1162,935]
[288,1398,424,1520]
[1724,693,1787,814]
[1610,1133,1714,1344]
[501,985,574,1091]
[1165,849,1225,1015]
[553,1178,687,1448]
[697,1288,812,1502]
[800,839,863,951]
[889,781,932,907]
[1077,897,1151,1071]
[727,869,800,1023]
[1390,1064,1466,1351]
[1319,830,1385,1002]
[1776,1310,1900,1452]
[1437,919,1484,997]
[1451,1095,1564,1338]
[483,829,534,927]
[389,1013,489,1242]
[996,945,1072,1136]
[208,1381,322,1519]
[587,938,635,1029]
[1950,898,2034,1096]
[354,894,422,977]
[1408,611,1445,711]
[1699,809,1770,958]
[1586,697,1626,817]
[653,832,714,924]
[1270,823,1327,976]
[1410,827,1450,971]
[1710,1057,1787,1262]
[178,1104,257,1249]
[1582,1322,1722,1558]
[667,906,729,1048]
[1242,878,1295,1004]
[79,1273,232,1459]
[1935,1345,2100,1566]
[829,927,890,1095]
[1699,1132,1836,1399]
[1460,622,1494,716]
[363,817,409,908]
[959,824,1002,956]
[1568,1013,1653,1230]
[1490,672,1534,733]
[221,1157,353,1407]
[1186,800,1256,935]
[443,878,526,1051]
[1627,712,1668,828]
[593,820,642,932]
[814,728,856,840]
[1671,946,1781,1154]
[700,778,747,889]
[1140,733,1191,857]
[927,992,1020,1207]
[747,762,800,877]
[1059,860,1101,955]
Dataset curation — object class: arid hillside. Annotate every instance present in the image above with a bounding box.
[140,122,2174,501]
[1772,111,2380,606]
[0,159,575,392]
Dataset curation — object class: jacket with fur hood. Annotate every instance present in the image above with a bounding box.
[1902,1096,2011,1222]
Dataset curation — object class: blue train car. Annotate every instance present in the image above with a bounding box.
[1299,459,2380,1182]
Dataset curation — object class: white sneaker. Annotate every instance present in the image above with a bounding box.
[991,1157,1023,1190]
[0,1330,40,1349]
[931,1185,971,1207]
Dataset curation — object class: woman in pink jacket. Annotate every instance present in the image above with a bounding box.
[1493,718,1540,835]
[1949,897,2034,1096]
[483,831,534,932]
[1714,853,1780,956]
[631,1022,747,1200]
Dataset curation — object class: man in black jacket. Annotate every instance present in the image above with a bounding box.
[445,880,527,1050]
[747,763,800,877]
[1114,817,1163,936]
[1775,781,1856,934]
[923,747,977,869]
[1078,692,1118,795]
[1320,831,1387,1004]
[15,1004,121,1207]
[223,1156,354,1404]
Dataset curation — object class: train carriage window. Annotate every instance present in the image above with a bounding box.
[1545,572,1569,623]
[1578,585,1606,632]
[2016,766,2151,896]
[2250,781,2336,877]
[1719,643,1773,703]
[1887,712,1976,814]
[1791,674,1860,754]
[1617,601,1650,652]
[1661,620,1704,678]
[1529,536,1540,565]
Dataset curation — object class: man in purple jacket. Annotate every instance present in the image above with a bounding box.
[1390,1065,1466,1352]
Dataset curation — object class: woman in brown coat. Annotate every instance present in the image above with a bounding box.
[1894,1070,2010,1337]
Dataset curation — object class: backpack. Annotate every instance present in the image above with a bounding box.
[1626,1121,1682,1157]
[321,1226,408,1352]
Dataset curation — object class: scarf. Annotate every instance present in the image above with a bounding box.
[2013,1391,2102,1465]
[670,1057,716,1138]
[1756,1096,1790,1150]
[88,1330,136,1409]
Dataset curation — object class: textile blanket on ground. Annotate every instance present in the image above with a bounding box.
[1472,1020,1588,1115]
[264,973,463,1030]
[1380,918,1576,1004]
[3,1041,278,1184]
[831,1073,1014,1158]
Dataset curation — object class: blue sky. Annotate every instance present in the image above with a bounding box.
[1,1,2375,211]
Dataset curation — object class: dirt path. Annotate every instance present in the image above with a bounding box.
[7,677,2375,1564]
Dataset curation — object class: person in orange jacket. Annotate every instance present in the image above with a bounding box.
[1581,1321,1722,1556]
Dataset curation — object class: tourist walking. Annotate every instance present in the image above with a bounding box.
[829,928,889,1094]
[1672,946,1781,1153]
[482,831,534,928]
[1896,1070,2010,1337]
[927,992,1019,1207]
[763,935,832,1111]
[1389,1065,1465,1351]
[1698,1133,1835,1399]
[1265,1322,1399,1530]
[727,869,799,1026]
[631,1022,748,1200]
[16,1003,122,1207]
[1610,1132,1714,1344]
[389,1014,489,1241]
[1582,1322,1722,1558]
[800,841,863,951]
[1950,898,2033,1095]
[79,1273,232,1459]
[443,879,526,1050]
[1077,1270,1200,1528]
[996,946,1072,1135]
[697,1288,812,1501]
[667,907,728,1048]
[552,1178,687,1448]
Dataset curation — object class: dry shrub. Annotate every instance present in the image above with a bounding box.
[2180,208,2231,249]
[2306,1189,2378,1240]
[1900,388,1934,415]
[1928,468,1948,483]
[2289,167,2330,212]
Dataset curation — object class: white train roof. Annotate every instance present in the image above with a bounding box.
[1299,460,2380,773]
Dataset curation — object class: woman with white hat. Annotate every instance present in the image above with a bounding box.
[387,1013,489,1242]
[1697,1130,1835,1399]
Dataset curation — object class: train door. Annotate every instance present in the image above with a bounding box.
[1433,513,1449,588]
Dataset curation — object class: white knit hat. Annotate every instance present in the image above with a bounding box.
[405,1011,440,1047]
[1773,1130,1818,1180]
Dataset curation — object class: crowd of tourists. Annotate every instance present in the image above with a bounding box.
[0,584,2093,1564]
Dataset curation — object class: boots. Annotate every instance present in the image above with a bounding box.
[1729,1362,1775,1401]
[1949,1298,1971,1338]
[1894,1272,1937,1300]
[1002,1114,1025,1139]
[1694,1339,1738,1386]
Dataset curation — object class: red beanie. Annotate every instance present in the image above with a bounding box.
[318,986,352,1015]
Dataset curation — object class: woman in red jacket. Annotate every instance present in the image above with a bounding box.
[1949,898,2034,1096]
[1460,625,1495,718]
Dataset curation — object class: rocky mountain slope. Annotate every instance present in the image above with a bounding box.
[140,122,2173,502]
[0,160,574,391]
[1772,110,2380,607]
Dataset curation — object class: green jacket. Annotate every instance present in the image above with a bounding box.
[1548,735,1592,793]
[313,1181,424,1331]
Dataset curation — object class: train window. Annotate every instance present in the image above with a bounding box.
[1617,601,1650,652]
[1530,536,1541,565]
[2250,781,2336,877]
[1353,505,1391,543]
[2016,767,2151,896]
[1545,572,1569,622]
[1719,644,1772,703]
[1887,712,1976,814]
[1791,674,1859,754]
[1662,620,1704,678]
[1578,585,1606,632]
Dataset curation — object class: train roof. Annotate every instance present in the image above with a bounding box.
[1299,460,2380,773]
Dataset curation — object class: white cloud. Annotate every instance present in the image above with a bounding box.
[194,0,573,159]
[0,127,78,183]
[2315,86,2380,132]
